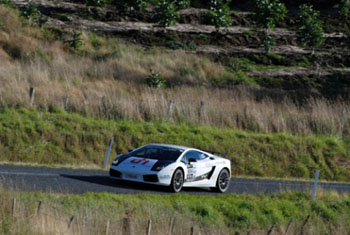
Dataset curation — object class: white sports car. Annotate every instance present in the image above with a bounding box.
[109,143,231,193]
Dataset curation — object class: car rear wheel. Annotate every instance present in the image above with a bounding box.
[170,169,184,193]
[215,169,230,193]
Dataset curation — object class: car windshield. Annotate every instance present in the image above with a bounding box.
[130,146,183,161]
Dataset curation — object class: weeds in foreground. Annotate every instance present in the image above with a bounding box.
[1,190,350,235]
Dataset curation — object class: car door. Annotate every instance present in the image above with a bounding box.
[182,150,213,182]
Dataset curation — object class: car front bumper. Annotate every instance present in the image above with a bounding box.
[109,165,172,186]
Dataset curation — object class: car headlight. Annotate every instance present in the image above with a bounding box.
[151,161,172,171]
[111,154,127,166]
[154,165,165,171]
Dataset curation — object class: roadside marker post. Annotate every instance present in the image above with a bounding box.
[311,170,320,200]
[104,137,114,168]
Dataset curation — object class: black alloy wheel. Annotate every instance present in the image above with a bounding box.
[215,169,230,193]
[170,169,184,193]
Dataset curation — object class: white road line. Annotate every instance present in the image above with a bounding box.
[0,171,59,177]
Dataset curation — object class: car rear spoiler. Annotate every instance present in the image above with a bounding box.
[201,149,227,157]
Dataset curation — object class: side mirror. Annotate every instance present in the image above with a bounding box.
[128,149,133,153]
[188,158,197,163]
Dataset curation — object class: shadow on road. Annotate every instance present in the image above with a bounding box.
[60,174,213,194]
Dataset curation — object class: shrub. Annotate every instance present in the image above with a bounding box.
[253,0,287,29]
[20,3,39,21]
[0,0,10,5]
[339,0,350,19]
[65,31,84,50]
[84,0,106,7]
[207,0,232,30]
[173,0,190,10]
[153,0,179,27]
[20,2,47,26]
[112,0,149,11]
[261,32,275,53]
[145,71,167,88]
[297,4,324,49]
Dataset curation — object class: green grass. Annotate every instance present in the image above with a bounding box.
[1,190,350,234]
[1,107,350,182]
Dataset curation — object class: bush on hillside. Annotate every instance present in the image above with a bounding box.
[145,70,167,88]
[339,0,350,19]
[261,33,275,53]
[297,4,324,49]
[65,31,84,50]
[111,0,149,11]
[0,0,10,5]
[153,0,179,27]
[253,0,287,29]
[207,0,232,30]
[84,0,106,7]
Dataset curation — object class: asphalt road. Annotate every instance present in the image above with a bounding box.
[1,164,350,195]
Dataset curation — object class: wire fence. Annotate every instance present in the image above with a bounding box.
[7,197,323,235]
[9,197,209,235]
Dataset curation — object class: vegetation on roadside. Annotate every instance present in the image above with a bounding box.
[1,190,350,234]
[0,0,350,186]
[1,108,350,182]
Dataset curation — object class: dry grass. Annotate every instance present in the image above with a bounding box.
[0,5,350,136]
[1,70,350,135]
[0,188,350,235]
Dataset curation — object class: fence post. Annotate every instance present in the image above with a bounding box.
[64,95,70,110]
[123,217,132,235]
[311,170,320,200]
[284,218,293,235]
[146,219,151,235]
[83,217,86,235]
[267,224,274,235]
[29,87,35,106]
[199,101,204,121]
[168,100,175,118]
[106,219,110,235]
[37,201,42,216]
[68,216,75,229]
[104,137,114,168]
[299,215,310,235]
[168,217,176,235]
[12,198,16,217]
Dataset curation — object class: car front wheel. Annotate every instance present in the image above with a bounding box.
[170,169,184,193]
[215,169,230,193]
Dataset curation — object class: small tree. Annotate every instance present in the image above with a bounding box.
[0,0,10,6]
[146,70,167,88]
[261,32,275,53]
[207,0,232,30]
[65,31,84,50]
[254,0,287,54]
[339,0,350,20]
[112,0,149,12]
[173,0,190,10]
[154,0,190,27]
[253,0,287,29]
[84,0,106,7]
[297,4,324,51]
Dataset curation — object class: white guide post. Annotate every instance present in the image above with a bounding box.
[311,169,320,200]
[104,137,114,168]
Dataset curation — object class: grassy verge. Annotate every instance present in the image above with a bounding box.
[1,107,350,182]
[1,190,350,234]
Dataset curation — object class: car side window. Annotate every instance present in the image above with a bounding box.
[182,150,208,163]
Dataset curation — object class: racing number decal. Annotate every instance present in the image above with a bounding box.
[131,158,150,165]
